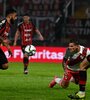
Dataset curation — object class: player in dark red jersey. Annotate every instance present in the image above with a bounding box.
[49,39,90,99]
[14,13,44,74]
[0,7,17,70]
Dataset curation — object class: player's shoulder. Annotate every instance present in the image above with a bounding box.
[79,45,85,50]
[0,19,6,27]
[79,45,88,50]
[79,45,89,54]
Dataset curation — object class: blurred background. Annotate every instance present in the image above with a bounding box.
[0,0,90,47]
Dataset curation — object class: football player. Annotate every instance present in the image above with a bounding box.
[14,13,44,74]
[0,7,17,70]
[49,39,90,99]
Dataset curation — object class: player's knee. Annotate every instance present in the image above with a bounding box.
[2,63,8,70]
[61,84,69,89]
[61,81,69,89]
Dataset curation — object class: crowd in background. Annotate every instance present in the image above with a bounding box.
[0,0,90,47]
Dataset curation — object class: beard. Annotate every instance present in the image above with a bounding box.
[10,18,18,26]
[10,18,15,25]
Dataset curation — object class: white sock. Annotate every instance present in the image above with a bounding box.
[70,77,75,83]
[55,78,62,84]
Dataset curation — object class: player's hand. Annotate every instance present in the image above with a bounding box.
[13,42,16,46]
[8,50,13,57]
[40,36,44,41]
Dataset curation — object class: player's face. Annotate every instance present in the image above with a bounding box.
[68,43,78,53]
[23,16,30,22]
[10,12,17,24]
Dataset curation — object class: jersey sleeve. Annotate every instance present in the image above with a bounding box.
[0,19,7,38]
[86,48,90,56]
[0,19,6,30]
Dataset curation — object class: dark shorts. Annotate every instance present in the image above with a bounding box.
[0,48,8,68]
[87,54,90,62]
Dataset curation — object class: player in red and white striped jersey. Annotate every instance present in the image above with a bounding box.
[0,7,17,70]
[69,51,90,99]
[49,39,90,99]
[14,13,44,74]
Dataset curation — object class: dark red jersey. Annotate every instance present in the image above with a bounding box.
[18,21,36,46]
[0,19,10,40]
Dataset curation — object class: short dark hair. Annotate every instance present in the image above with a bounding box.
[6,7,16,16]
[22,13,30,17]
[69,39,79,45]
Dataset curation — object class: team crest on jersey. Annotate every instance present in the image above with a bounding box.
[80,55,84,59]
[72,53,85,60]
[72,53,79,59]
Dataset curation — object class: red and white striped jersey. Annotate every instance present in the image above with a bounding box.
[64,45,90,71]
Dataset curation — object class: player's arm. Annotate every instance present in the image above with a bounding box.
[80,49,90,70]
[62,57,68,71]
[13,29,20,46]
[80,57,90,70]
[62,48,70,71]
[35,28,44,40]
[0,37,12,56]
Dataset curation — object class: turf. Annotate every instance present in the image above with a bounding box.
[0,62,90,100]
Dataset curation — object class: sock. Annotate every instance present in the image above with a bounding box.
[79,71,87,92]
[70,77,75,83]
[23,57,29,70]
[55,78,62,84]
[24,66,27,71]
[79,84,85,92]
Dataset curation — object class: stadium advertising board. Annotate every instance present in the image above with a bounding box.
[1,46,66,63]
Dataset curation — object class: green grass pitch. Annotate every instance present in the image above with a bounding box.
[0,62,90,100]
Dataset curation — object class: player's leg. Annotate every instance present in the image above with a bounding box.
[68,71,86,99]
[49,69,72,88]
[0,48,8,70]
[70,56,90,99]
[58,71,72,88]
[23,54,29,74]
[21,46,29,74]
[75,55,90,99]
[74,70,86,99]
[48,76,58,88]
[71,71,79,84]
